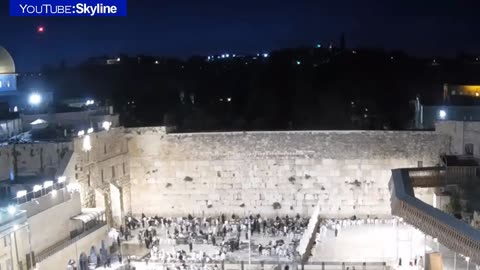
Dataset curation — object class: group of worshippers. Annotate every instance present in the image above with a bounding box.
[124,213,309,263]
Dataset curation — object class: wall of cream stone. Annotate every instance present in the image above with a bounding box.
[0,142,72,180]
[126,128,450,218]
[34,225,109,270]
[68,128,130,226]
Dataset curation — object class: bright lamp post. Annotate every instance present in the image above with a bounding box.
[28,93,42,106]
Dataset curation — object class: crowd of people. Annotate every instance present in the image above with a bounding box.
[121,213,309,265]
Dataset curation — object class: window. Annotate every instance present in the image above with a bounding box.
[465,143,474,155]
[122,162,126,175]
[101,169,104,183]
[104,144,107,154]
[87,174,91,187]
[112,166,115,178]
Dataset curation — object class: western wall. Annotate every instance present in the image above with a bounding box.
[124,127,450,218]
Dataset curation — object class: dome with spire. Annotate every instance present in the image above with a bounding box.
[0,46,15,74]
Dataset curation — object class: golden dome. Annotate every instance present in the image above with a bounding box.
[0,46,15,74]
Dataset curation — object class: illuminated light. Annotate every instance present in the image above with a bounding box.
[316,44,321,48]
[207,56,211,60]
[82,135,92,152]
[33,185,42,193]
[43,181,53,189]
[365,108,368,112]
[433,238,438,243]
[57,176,66,183]
[155,60,159,64]
[232,54,236,57]
[51,190,57,197]
[296,61,301,65]
[28,93,42,105]
[85,99,95,106]
[37,26,44,33]
[102,121,112,131]
[439,110,447,120]
[7,206,16,215]
[67,183,81,192]
[13,224,18,230]
[16,190,27,198]
[225,54,230,58]
[465,257,470,262]
[87,127,94,134]
[77,130,85,137]
[352,50,357,54]
[263,53,269,58]
[476,93,479,97]
[117,57,121,62]
[227,97,232,102]
[221,54,225,59]
[13,106,18,112]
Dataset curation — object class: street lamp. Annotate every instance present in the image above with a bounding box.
[16,190,27,204]
[33,185,42,197]
[7,205,16,215]
[28,93,42,106]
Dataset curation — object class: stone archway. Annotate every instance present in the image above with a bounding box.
[110,183,123,227]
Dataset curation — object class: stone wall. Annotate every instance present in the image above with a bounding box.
[0,142,72,181]
[69,128,130,227]
[126,128,450,218]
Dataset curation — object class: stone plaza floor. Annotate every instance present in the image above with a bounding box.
[311,221,478,270]
[119,220,479,270]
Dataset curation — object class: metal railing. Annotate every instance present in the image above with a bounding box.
[127,259,387,270]
[407,166,479,187]
[36,221,107,263]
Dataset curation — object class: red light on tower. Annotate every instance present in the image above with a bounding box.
[37,26,45,33]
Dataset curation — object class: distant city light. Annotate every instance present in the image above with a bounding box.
[85,99,95,106]
[227,97,232,102]
[33,185,42,193]
[439,110,447,119]
[221,54,225,58]
[155,60,159,64]
[87,127,94,134]
[43,181,53,189]
[58,176,66,183]
[28,93,42,106]
[77,130,85,137]
[37,26,45,33]
[13,106,18,112]
[226,54,230,58]
[16,190,27,198]
[102,121,112,131]
[296,61,301,65]
[316,44,321,48]
[117,57,121,62]
[207,56,211,61]
[232,54,236,57]
[263,53,269,58]
[7,206,16,215]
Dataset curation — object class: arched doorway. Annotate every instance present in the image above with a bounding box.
[79,253,88,270]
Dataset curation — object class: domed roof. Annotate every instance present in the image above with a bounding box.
[0,46,15,74]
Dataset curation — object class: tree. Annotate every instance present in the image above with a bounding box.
[446,191,462,215]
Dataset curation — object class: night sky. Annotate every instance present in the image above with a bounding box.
[1,0,480,71]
